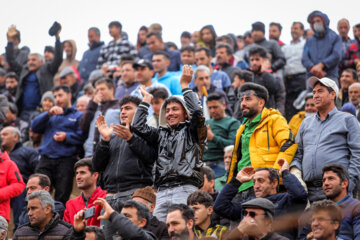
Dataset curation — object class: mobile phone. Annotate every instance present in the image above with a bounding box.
[120,122,126,126]
[83,206,95,220]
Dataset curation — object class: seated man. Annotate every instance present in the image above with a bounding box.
[214,145,234,192]
[72,198,156,240]
[214,159,307,239]
[187,190,227,239]
[166,204,197,240]
[13,191,72,240]
[63,158,106,227]
[0,216,8,240]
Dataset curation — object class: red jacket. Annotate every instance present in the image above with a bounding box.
[63,186,106,226]
[0,151,25,221]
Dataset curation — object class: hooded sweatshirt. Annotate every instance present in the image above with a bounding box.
[54,40,80,85]
[198,25,217,57]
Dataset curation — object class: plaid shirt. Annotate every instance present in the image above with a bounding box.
[340,40,360,69]
[97,38,137,68]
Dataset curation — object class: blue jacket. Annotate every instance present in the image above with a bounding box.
[78,41,104,83]
[213,170,307,239]
[31,108,85,158]
[144,47,181,71]
[9,142,39,183]
[302,10,342,81]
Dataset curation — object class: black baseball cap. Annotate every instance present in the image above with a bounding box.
[133,59,153,70]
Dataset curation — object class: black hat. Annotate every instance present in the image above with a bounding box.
[252,21,265,33]
[133,59,153,70]
[242,198,275,217]
[44,46,55,54]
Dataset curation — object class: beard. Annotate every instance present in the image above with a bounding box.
[242,106,259,119]
[8,87,17,96]
[170,228,190,240]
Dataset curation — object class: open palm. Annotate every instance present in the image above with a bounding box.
[96,115,113,141]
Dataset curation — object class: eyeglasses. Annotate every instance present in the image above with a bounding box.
[242,209,265,218]
[239,90,257,99]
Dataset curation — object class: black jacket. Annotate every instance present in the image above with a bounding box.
[14,213,72,240]
[132,88,206,188]
[92,134,156,194]
[145,216,169,240]
[255,39,286,72]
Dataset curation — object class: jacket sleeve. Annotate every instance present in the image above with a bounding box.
[282,170,308,204]
[64,115,86,146]
[131,102,160,144]
[92,139,111,172]
[212,120,240,149]
[127,134,157,165]
[270,42,286,72]
[70,230,85,240]
[290,121,305,170]
[47,39,63,75]
[109,211,155,240]
[28,149,40,173]
[301,39,315,70]
[274,77,286,115]
[345,116,360,192]
[30,111,50,134]
[5,42,23,75]
[0,158,25,201]
[213,178,243,221]
[79,100,98,135]
[322,35,342,70]
[271,115,298,169]
[63,203,71,223]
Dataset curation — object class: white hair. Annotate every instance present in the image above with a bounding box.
[27,190,55,212]
[224,145,234,153]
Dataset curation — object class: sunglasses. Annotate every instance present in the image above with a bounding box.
[239,90,258,99]
[242,209,263,218]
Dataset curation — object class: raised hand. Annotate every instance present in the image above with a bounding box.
[140,85,153,104]
[48,106,64,116]
[94,198,115,221]
[96,115,113,141]
[236,166,255,183]
[180,65,194,89]
[73,210,86,232]
[113,122,133,141]
[278,158,289,176]
[7,25,18,42]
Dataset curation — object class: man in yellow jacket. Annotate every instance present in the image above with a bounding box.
[227,82,297,201]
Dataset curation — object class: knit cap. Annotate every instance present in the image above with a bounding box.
[41,91,55,105]
[132,186,156,204]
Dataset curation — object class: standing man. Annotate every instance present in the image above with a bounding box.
[337,19,353,64]
[291,77,360,202]
[31,85,85,205]
[269,22,285,46]
[114,61,139,99]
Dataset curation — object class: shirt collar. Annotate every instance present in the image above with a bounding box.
[316,107,338,121]
[245,112,262,126]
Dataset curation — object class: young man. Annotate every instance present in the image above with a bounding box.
[187,190,227,239]
[166,204,196,240]
[132,65,206,222]
[114,61,140,99]
[147,87,169,127]
[63,158,106,227]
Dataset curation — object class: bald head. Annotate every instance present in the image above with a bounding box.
[349,82,360,107]
[338,18,350,40]
[76,95,90,113]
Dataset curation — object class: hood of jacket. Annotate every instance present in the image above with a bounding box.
[64,39,77,60]
[307,10,330,35]
[158,95,191,129]
[199,25,217,47]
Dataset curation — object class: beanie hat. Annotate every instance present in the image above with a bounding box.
[252,22,265,33]
[44,46,55,54]
[41,91,55,105]
[132,186,156,204]
[341,102,356,116]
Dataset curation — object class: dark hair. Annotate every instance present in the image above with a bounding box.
[322,164,350,191]
[216,35,234,46]
[239,82,269,103]
[120,54,135,63]
[28,173,51,188]
[8,102,18,115]
[88,27,100,36]
[165,42,178,50]
[269,22,282,32]
[313,81,334,94]
[84,226,104,240]
[146,31,162,41]
[216,43,233,55]
[292,21,304,30]
[181,31,191,39]
[233,69,254,83]
[74,158,94,174]
[180,46,195,53]
[195,47,211,57]
[187,190,213,208]
[123,200,150,227]
[119,95,141,107]
[154,50,170,60]
[5,72,19,81]
[108,21,122,29]
[94,77,116,90]
[201,166,215,181]
[255,167,280,185]
[168,204,195,223]
[207,92,225,104]
[163,97,186,113]
[148,87,169,100]
[52,84,71,94]
[355,23,360,29]
[139,25,148,32]
[310,200,343,234]
[249,46,268,58]
[342,68,358,81]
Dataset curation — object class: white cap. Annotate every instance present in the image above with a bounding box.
[307,76,339,97]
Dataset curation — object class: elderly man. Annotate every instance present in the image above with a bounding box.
[0,216,8,240]
[349,82,360,121]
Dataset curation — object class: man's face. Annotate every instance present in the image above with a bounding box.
[165,102,187,127]
[240,92,263,119]
[194,70,211,90]
[322,171,347,200]
[269,25,281,40]
[27,54,43,72]
[195,50,211,66]
[53,89,71,108]
[151,98,164,116]
[232,75,242,90]
[120,102,138,125]
[311,16,324,30]
[95,82,114,102]
[201,28,213,44]
[6,77,18,92]
[340,71,356,91]
[208,100,226,120]
[200,175,214,193]
[180,50,195,65]
[337,20,350,39]
[28,198,51,227]
[152,55,169,73]
[76,166,97,191]
[189,203,212,227]
[147,35,163,53]
[132,197,155,215]
[242,207,268,231]
[76,99,88,113]
[26,177,46,196]
[29,130,42,144]
[349,85,360,106]
[311,210,339,240]
[59,74,76,87]
[216,47,231,65]
[135,66,153,84]
[181,37,191,47]
[44,51,54,62]
[0,128,17,150]
[138,30,147,45]
[167,210,192,240]
[237,37,244,50]
[305,98,317,113]
[249,54,263,72]
[354,26,360,39]
[291,23,304,41]
[253,170,276,198]
[88,29,100,47]
[109,26,121,38]
[312,84,336,110]
[224,150,232,172]
[42,98,54,112]
[244,34,254,45]
[251,30,264,43]
[191,31,199,44]
[63,42,72,58]
[121,207,145,228]
[121,63,136,85]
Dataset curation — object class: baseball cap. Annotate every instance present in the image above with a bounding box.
[307,77,339,97]
[241,198,275,217]
[59,66,75,79]
[133,59,153,70]
[0,216,8,232]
